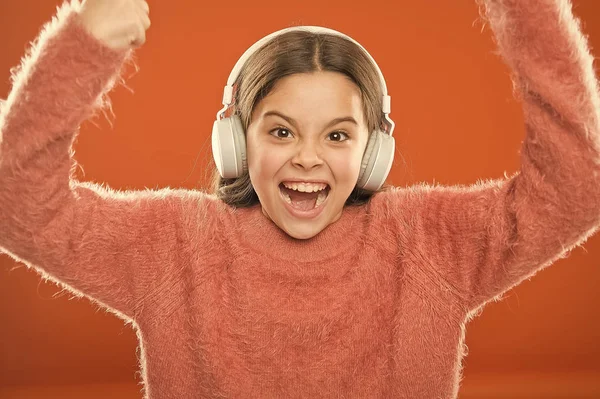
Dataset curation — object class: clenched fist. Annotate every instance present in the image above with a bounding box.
[79,0,151,50]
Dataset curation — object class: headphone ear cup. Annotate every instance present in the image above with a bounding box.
[212,115,247,178]
[232,115,248,175]
[357,130,395,191]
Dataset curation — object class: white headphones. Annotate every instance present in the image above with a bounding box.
[211,26,396,191]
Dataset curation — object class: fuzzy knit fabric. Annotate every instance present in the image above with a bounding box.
[1,0,600,398]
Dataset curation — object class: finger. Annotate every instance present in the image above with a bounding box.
[137,0,150,15]
[139,11,151,30]
[131,23,146,48]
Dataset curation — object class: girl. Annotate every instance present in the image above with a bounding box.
[1,0,599,398]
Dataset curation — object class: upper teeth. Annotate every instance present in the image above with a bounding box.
[282,182,328,193]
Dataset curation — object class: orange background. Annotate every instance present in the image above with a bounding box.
[1,0,599,398]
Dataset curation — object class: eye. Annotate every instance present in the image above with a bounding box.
[268,127,349,142]
[269,127,293,139]
[328,131,349,142]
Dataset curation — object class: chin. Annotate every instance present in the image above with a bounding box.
[282,223,325,240]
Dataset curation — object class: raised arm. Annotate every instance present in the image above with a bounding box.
[0,1,203,321]
[390,0,600,314]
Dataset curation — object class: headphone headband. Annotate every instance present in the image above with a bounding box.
[217,25,395,135]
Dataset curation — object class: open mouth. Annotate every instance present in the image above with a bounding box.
[278,183,330,212]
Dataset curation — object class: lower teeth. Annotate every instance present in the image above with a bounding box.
[281,190,327,209]
[315,191,326,207]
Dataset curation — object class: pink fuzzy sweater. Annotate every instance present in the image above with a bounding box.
[1,0,599,398]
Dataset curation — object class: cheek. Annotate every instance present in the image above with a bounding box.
[247,144,287,191]
[249,146,285,174]
[328,148,364,182]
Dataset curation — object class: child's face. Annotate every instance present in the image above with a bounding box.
[246,71,370,240]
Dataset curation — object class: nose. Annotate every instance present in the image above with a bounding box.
[291,139,324,170]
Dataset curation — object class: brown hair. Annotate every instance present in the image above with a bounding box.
[211,29,392,208]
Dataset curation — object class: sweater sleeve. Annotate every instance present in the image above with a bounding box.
[395,0,600,314]
[0,2,192,321]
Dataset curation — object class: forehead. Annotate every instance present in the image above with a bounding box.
[253,71,365,125]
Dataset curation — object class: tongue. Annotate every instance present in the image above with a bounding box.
[283,187,319,211]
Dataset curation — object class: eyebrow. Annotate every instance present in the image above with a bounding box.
[262,110,358,130]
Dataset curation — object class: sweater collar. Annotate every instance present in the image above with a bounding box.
[233,203,367,263]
